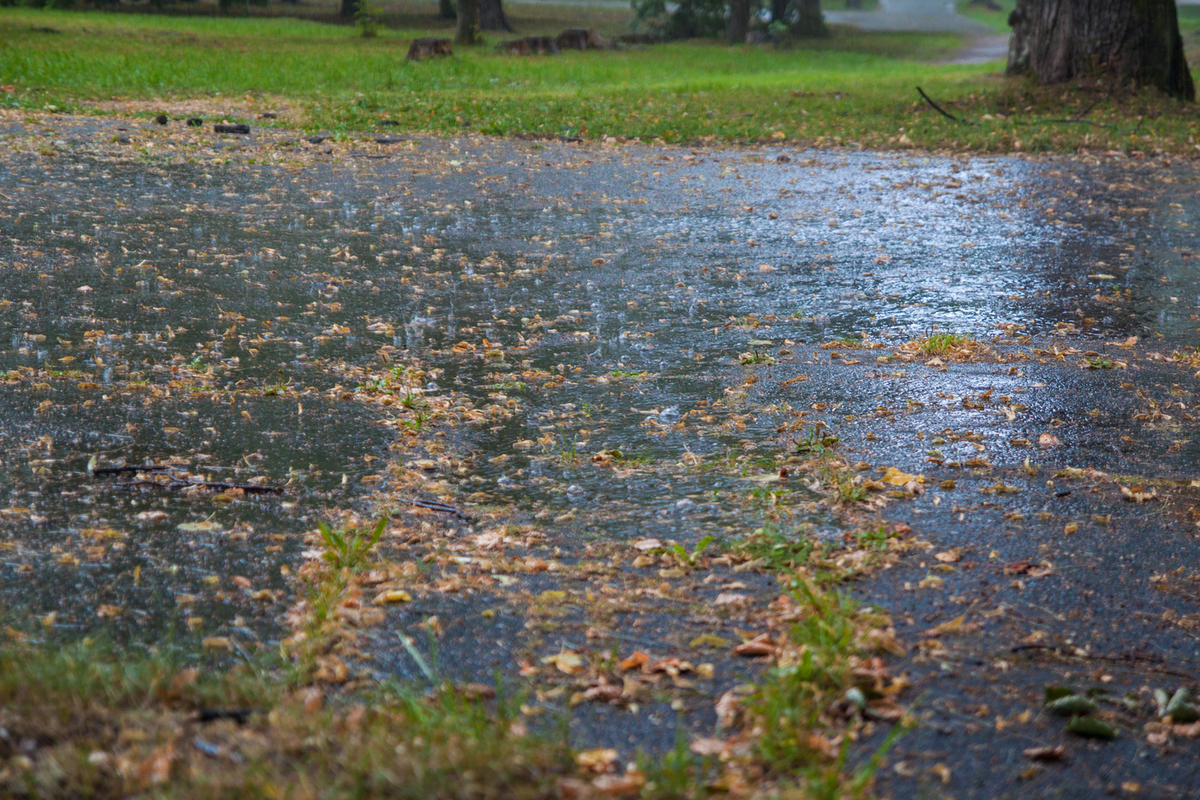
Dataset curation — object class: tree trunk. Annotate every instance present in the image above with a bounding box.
[456,0,480,45]
[728,0,750,44]
[1006,0,1194,100]
[339,0,356,18]
[479,0,513,32]
[794,0,827,37]
[771,0,787,23]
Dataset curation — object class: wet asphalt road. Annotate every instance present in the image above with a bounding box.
[1,114,1198,796]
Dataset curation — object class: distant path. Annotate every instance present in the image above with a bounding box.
[827,0,1008,64]
[826,0,994,33]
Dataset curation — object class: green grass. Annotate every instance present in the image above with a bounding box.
[954,0,1016,32]
[0,635,573,798]
[4,8,1200,153]
[919,331,970,354]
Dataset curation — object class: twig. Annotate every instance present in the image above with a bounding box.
[110,478,283,495]
[1011,643,1199,682]
[392,497,473,521]
[90,463,175,475]
[916,86,974,125]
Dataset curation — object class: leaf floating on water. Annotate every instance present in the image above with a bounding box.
[689,634,731,649]
[1046,695,1097,716]
[881,467,920,486]
[1067,715,1116,739]
[178,521,223,533]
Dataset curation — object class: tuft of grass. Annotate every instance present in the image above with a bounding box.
[919,331,971,354]
[317,516,387,570]
[0,635,573,799]
[747,579,903,795]
[733,523,816,570]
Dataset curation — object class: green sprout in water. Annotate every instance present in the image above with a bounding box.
[919,331,970,354]
[317,517,387,571]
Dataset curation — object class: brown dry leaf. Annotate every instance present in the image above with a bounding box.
[934,549,961,563]
[866,698,906,721]
[619,651,651,671]
[733,633,777,658]
[591,772,646,796]
[632,538,662,551]
[1038,433,1063,448]
[301,686,324,713]
[1172,721,1200,738]
[1120,485,1157,503]
[576,747,619,772]
[923,615,980,637]
[714,592,748,606]
[314,655,349,684]
[715,689,744,727]
[574,683,624,706]
[1023,745,1066,761]
[543,650,587,675]
[690,737,727,757]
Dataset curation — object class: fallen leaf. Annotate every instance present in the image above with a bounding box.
[619,651,650,671]
[733,634,776,657]
[1023,745,1066,761]
[576,747,618,771]
[881,466,921,486]
[690,737,727,757]
[543,651,587,675]
[1038,433,1062,448]
[1120,485,1157,503]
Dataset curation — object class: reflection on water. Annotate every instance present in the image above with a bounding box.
[1,136,1197,641]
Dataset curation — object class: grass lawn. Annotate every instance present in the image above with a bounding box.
[3,6,1200,154]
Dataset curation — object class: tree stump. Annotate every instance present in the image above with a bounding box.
[555,28,608,50]
[407,38,454,61]
[498,36,560,55]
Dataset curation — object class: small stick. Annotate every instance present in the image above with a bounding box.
[916,86,974,125]
[393,497,473,521]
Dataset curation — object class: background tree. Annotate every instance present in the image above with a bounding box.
[456,0,479,44]
[1007,0,1193,100]
[480,0,513,32]
[638,0,826,42]
[728,0,750,44]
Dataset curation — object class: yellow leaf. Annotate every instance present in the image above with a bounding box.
[542,651,586,674]
[882,467,921,486]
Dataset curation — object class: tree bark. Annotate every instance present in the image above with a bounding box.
[455,0,480,45]
[479,0,513,32]
[728,0,750,44]
[339,0,356,19]
[1006,0,1194,100]
[794,0,827,37]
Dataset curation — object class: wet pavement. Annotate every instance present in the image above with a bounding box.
[1,114,1199,795]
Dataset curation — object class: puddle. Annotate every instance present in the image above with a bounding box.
[2,125,1200,780]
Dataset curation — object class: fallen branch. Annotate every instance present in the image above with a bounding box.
[111,478,284,495]
[392,497,473,521]
[916,86,974,125]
